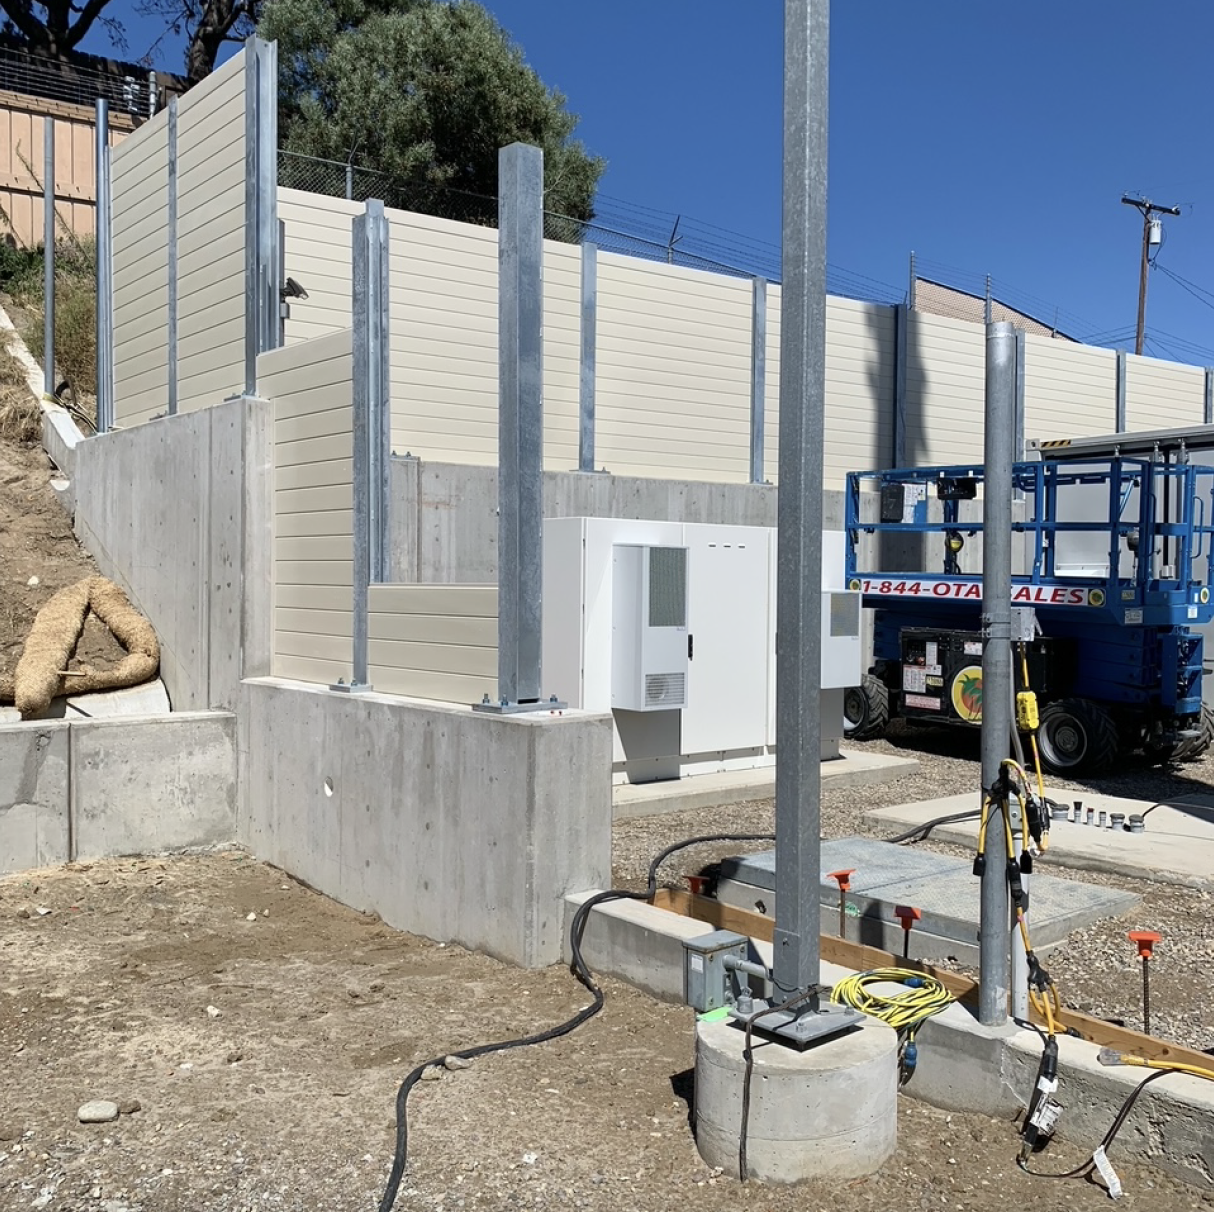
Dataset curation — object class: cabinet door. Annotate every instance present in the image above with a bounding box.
[681,527,771,755]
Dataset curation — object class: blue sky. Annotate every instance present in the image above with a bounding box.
[81,1,1214,363]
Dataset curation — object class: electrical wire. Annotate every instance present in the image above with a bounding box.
[882,808,982,845]
[738,988,817,1182]
[1020,1058,1214,1186]
[374,831,776,1212]
[831,968,954,1083]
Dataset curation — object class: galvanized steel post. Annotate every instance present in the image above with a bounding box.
[750,276,767,483]
[1115,349,1127,432]
[166,96,179,415]
[495,143,545,706]
[94,99,114,433]
[244,36,280,396]
[355,200,390,584]
[345,200,389,690]
[892,303,908,467]
[1205,368,1213,426]
[43,114,54,396]
[978,320,1017,1026]
[772,0,829,1002]
[579,241,597,472]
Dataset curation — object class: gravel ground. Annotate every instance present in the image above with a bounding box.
[2,853,1212,1212]
[612,721,1214,1054]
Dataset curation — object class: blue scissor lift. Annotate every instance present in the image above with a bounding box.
[843,456,1214,774]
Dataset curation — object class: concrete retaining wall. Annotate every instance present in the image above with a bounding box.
[0,713,237,874]
[73,395,273,711]
[388,459,847,583]
[239,677,613,968]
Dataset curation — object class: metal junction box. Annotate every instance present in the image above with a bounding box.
[682,929,748,1013]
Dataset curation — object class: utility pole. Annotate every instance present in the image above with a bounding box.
[1122,196,1180,356]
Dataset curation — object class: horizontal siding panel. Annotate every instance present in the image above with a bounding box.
[276,535,351,562]
[273,653,349,684]
[367,637,496,678]
[368,666,495,705]
[275,406,352,443]
[275,458,351,491]
[174,361,245,412]
[368,612,497,647]
[276,560,353,588]
[368,584,497,616]
[275,510,352,540]
[276,585,352,611]
[274,630,351,663]
[277,608,354,638]
[275,484,353,514]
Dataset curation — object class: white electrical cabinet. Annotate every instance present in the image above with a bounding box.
[542,517,861,781]
[611,544,690,711]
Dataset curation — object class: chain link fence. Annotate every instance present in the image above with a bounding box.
[278,149,904,305]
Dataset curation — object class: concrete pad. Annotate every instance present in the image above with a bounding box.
[566,891,1214,1186]
[65,678,171,719]
[611,749,917,820]
[695,1015,898,1181]
[866,791,1214,890]
[71,712,236,859]
[0,722,70,874]
[713,837,1138,962]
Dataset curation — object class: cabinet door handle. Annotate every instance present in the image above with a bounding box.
[688,634,694,660]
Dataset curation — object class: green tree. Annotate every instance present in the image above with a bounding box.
[259,0,603,224]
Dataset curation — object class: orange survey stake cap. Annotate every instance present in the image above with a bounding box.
[1128,930,1162,958]
[827,868,856,892]
[894,905,922,927]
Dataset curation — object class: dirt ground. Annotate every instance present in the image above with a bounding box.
[0,428,126,689]
[1,853,1211,1212]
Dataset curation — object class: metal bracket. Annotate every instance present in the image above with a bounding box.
[472,694,567,715]
[330,678,373,694]
[730,998,863,1049]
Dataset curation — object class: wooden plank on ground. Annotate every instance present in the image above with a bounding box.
[652,889,1214,1072]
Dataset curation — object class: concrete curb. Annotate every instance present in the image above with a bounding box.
[612,750,918,820]
[564,891,1214,1189]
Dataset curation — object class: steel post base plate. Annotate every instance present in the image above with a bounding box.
[472,699,568,715]
[728,999,864,1050]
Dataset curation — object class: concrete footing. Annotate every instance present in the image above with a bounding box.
[694,1017,898,1182]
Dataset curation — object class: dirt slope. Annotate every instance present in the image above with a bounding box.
[0,429,125,690]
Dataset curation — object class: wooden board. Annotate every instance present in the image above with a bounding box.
[653,889,1214,1073]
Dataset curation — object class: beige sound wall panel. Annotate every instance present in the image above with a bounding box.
[1022,335,1116,442]
[279,187,361,344]
[763,293,894,487]
[1125,354,1206,432]
[595,253,751,482]
[368,584,498,705]
[111,109,170,428]
[175,52,247,414]
[387,207,499,466]
[903,311,985,466]
[262,329,355,686]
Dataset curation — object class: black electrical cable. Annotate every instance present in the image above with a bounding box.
[374,831,776,1212]
[1018,1068,1173,1183]
[883,809,982,845]
[738,988,816,1182]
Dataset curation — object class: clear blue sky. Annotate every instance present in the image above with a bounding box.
[81,0,1214,364]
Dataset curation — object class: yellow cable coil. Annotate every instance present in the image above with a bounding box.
[830,968,954,1041]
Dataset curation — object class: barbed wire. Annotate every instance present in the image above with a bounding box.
[277,149,903,305]
[0,44,154,116]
